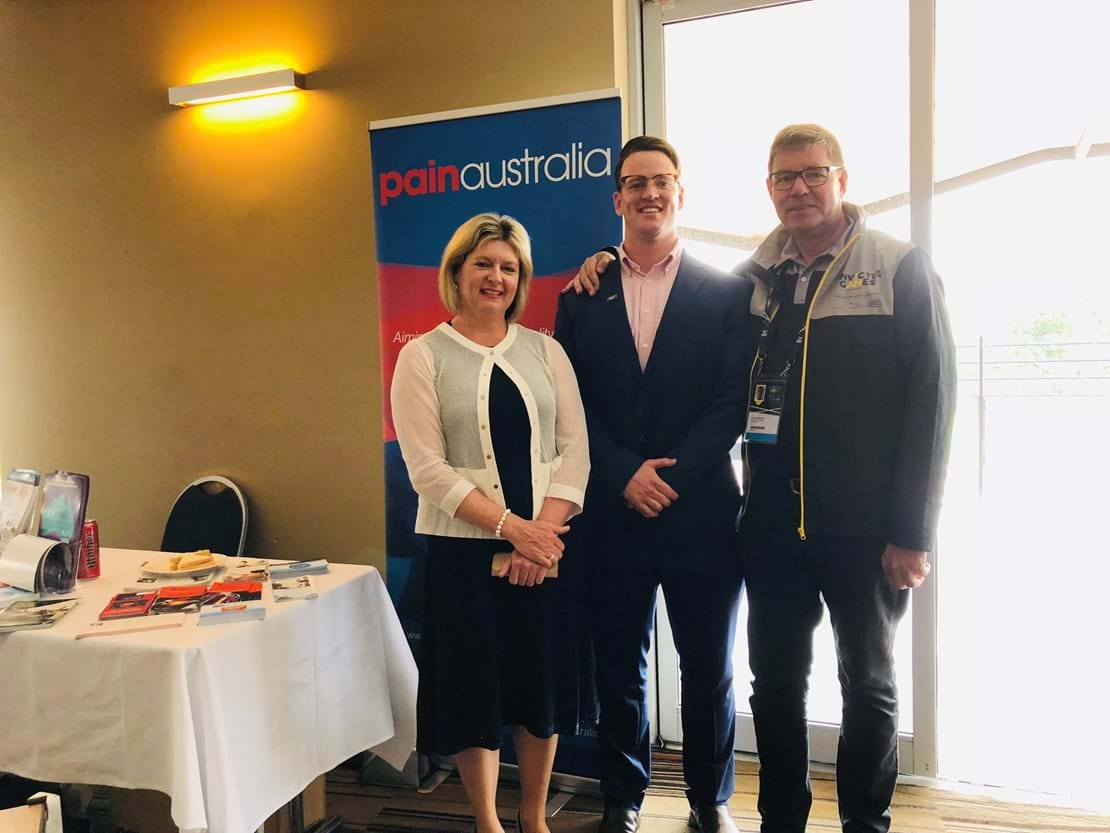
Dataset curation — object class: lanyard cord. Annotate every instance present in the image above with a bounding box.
[754,263,806,379]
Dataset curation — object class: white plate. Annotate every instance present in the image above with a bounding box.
[142,554,225,577]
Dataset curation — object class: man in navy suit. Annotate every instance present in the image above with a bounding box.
[555,136,751,833]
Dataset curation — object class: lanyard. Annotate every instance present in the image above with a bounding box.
[755,263,810,379]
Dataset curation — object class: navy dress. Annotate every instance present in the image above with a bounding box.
[416,365,594,755]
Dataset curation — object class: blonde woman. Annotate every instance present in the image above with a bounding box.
[391,213,590,833]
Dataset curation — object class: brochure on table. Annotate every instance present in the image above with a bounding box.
[75,612,186,639]
[0,597,80,632]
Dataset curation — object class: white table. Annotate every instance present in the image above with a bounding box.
[0,548,417,833]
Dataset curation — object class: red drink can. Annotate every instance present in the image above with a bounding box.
[78,519,101,579]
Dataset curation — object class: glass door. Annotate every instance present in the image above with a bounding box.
[642,0,1110,800]
[641,0,925,772]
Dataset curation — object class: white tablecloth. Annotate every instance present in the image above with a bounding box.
[0,548,417,833]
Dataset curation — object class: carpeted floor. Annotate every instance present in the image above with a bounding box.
[325,751,1110,833]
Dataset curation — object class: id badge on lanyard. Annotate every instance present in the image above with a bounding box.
[744,275,803,446]
[745,375,786,444]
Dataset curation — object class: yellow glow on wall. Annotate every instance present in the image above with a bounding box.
[191,91,305,132]
[189,53,301,84]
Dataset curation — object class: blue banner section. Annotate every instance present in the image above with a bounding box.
[371,95,621,273]
[370,91,623,782]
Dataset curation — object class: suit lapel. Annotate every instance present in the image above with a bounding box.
[642,256,707,386]
[599,267,644,379]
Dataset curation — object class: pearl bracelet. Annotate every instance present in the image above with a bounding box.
[494,508,512,538]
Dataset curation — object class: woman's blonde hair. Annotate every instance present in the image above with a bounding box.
[438,213,534,322]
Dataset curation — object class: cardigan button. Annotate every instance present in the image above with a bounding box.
[493,484,499,490]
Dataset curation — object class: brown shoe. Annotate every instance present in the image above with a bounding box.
[688,802,739,833]
[598,801,640,833]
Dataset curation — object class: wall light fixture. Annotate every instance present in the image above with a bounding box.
[168,68,305,107]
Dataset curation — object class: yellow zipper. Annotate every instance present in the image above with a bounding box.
[795,233,861,540]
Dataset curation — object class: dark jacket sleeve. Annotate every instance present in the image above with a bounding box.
[554,286,643,500]
[657,274,752,493]
[888,247,957,551]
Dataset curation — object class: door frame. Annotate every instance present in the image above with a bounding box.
[635,0,939,777]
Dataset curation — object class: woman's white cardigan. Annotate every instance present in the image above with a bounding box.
[390,322,590,538]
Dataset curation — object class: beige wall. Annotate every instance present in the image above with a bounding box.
[0,0,628,567]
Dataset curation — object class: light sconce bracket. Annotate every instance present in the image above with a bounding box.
[168,68,305,107]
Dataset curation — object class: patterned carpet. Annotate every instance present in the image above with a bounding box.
[325,750,1110,833]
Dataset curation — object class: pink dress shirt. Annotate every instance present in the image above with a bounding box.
[618,240,684,371]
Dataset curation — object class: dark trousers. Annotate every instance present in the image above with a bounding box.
[742,528,908,833]
[592,532,743,810]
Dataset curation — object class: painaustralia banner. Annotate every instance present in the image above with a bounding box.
[369,89,622,778]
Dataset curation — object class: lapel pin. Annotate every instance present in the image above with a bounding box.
[606,294,618,302]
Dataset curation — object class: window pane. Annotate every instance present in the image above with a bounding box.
[935,0,1110,802]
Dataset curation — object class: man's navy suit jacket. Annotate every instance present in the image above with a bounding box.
[554,250,753,567]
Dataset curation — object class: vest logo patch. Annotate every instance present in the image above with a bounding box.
[839,269,881,289]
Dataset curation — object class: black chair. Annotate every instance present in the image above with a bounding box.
[160,475,248,557]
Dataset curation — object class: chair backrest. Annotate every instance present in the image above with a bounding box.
[160,475,248,557]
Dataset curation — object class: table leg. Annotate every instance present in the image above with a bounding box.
[287,791,304,833]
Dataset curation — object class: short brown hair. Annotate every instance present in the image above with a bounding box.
[614,135,681,190]
[767,124,845,173]
[438,213,534,322]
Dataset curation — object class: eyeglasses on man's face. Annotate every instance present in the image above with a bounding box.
[619,173,680,193]
[768,165,842,191]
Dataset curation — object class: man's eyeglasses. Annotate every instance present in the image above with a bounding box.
[768,166,842,191]
[619,173,680,193]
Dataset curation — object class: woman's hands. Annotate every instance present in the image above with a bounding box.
[500,515,569,570]
[462,498,575,588]
[496,550,551,586]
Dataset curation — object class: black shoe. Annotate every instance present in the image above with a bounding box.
[688,802,739,833]
[598,801,641,833]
